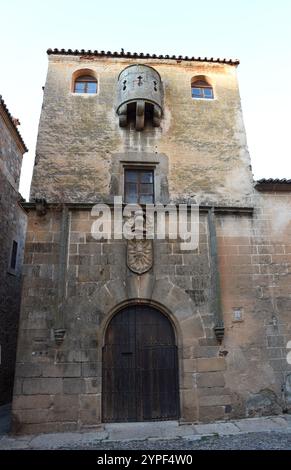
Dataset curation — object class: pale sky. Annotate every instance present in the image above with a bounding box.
[1,0,291,200]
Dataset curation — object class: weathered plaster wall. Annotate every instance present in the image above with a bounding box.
[31,56,253,205]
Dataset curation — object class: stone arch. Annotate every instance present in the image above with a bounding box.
[190,74,212,87]
[99,297,181,349]
[94,274,205,348]
[95,275,205,422]
[62,274,205,423]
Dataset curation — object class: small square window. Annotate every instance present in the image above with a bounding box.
[233,308,243,322]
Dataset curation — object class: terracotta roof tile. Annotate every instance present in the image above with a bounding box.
[47,48,239,65]
[255,179,291,191]
[0,95,28,153]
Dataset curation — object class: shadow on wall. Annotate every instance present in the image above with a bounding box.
[0,404,11,435]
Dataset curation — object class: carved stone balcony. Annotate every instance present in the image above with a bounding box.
[117,64,163,131]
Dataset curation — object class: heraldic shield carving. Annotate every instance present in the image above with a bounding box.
[127,239,153,275]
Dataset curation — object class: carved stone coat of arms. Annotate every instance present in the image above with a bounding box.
[127,239,153,275]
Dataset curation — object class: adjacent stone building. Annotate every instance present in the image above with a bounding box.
[0,96,27,405]
[12,49,291,433]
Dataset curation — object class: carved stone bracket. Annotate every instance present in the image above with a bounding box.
[53,328,66,346]
[214,322,225,344]
[35,198,47,216]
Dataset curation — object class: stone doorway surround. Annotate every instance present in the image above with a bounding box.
[92,272,206,424]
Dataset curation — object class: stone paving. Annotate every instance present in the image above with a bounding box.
[0,413,291,450]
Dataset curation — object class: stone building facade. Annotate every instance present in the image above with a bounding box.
[12,49,291,433]
[0,96,27,405]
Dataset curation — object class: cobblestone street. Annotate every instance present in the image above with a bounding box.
[1,411,291,450]
[71,432,291,450]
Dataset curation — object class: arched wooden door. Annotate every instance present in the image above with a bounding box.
[102,305,179,422]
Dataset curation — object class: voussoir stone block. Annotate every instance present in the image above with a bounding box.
[105,279,127,305]
[180,315,205,342]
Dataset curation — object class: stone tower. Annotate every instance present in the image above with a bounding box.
[12,49,291,433]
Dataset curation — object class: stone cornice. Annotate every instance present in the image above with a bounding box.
[21,201,254,215]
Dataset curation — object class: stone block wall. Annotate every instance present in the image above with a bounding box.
[0,173,26,404]
[12,200,291,432]
[11,52,291,432]
[0,97,27,405]
[0,107,23,188]
[215,195,291,417]
[253,191,291,412]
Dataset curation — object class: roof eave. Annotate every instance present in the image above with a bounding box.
[255,180,291,192]
[0,96,28,154]
[47,48,240,66]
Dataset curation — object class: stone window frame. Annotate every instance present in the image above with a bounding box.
[71,68,99,95]
[109,152,169,205]
[191,75,215,101]
[123,166,155,204]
